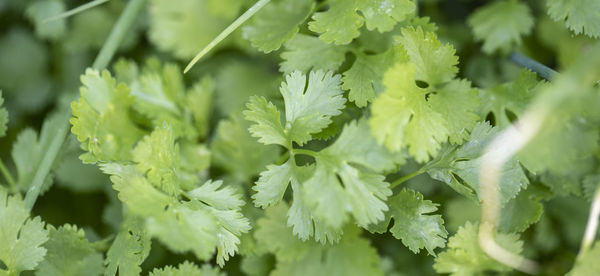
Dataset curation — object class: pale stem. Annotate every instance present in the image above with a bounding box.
[577,184,600,261]
[43,0,110,23]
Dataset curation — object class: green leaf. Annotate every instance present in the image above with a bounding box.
[379,189,447,255]
[252,160,293,208]
[12,112,67,194]
[468,0,534,53]
[427,122,529,205]
[342,46,407,107]
[547,0,600,38]
[242,0,314,53]
[244,96,287,147]
[434,222,523,275]
[104,218,151,276]
[148,0,231,59]
[132,125,181,196]
[570,242,600,276]
[245,70,345,147]
[211,113,280,182]
[370,62,478,162]
[36,224,104,276]
[25,0,67,40]
[0,91,6,137]
[0,189,48,275]
[308,0,415,45]
[280,34,348,73]
[71,69,144,163]
[479,69,541,128]
[149,261,225,276]
[395,26,458,86]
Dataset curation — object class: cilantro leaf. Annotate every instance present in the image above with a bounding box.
[242,0,314,53]
[427,122,529,205]
[468,0,534,53]
[342,46,406,107]
[71,69,144,163]
[36,224,104,276]
[370,62,479,162]
[25,0,67,41]
[0,189,49,275]
[245,70,345,147]
[12,111,68,194]
[372,189,447,255]
[148,0,231,59]
[570,242,600,276]
[132,124,181,196]
[479,69,541,128]
[211,113,280,182]
[104,219,151,276]
[280,34,348,73]
[434,222,523,275]
[546,0,600,38]
[308,0,415,45]
[256,204,383,276]
[149,261,225,276]
[396,27,458,86]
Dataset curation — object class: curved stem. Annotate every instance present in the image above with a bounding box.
[577,184,600,261]
[92,0,146,70]
[43,0,109,23]
[390,169,425,189]
[184,0,271,73]
[0,159,16,191]
[292,148,318,158]
[509,52,558,81]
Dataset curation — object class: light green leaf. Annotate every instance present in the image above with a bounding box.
[244,96,287,146]
[280,34,348,73]
[25,0,67,40]
[149,261,225,276]
[547,0,600,38]
[396,27,458,86]
[132,125,181,196]
[468,0,534,53]
[570,242,600,276]
[71,69,144,163]
[308,0,415,44]
[383,189,447,255]
[36,225,104,276]
[0,190,48,275]
[242,0,314,53]
[104,218,150,276]
[252,160,293,208]
[434,222,523,275]
[342,46,407,107]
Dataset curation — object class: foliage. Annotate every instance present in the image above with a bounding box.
[0,0,599,275]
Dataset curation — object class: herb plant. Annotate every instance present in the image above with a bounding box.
[1,0,600,275]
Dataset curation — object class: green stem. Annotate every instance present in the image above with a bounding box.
[0,159,16,191]
[510,52,558,81]
[43,0,109,23]
[24,111,70,210]
[184,0,271,73]
[292,148,319,158]
[390,168,426,189]
[276,151,290,165]
[92,0,146,70]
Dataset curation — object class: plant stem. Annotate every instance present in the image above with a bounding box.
[509,52,558,81]
[577,184,600,261]
[292,148,318,158]
[24,111,70,210]
[43,0,109,23]
[390,168,426,189]
[92,0,146,70]
[0,159,16,191]
[184,0,271,73]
